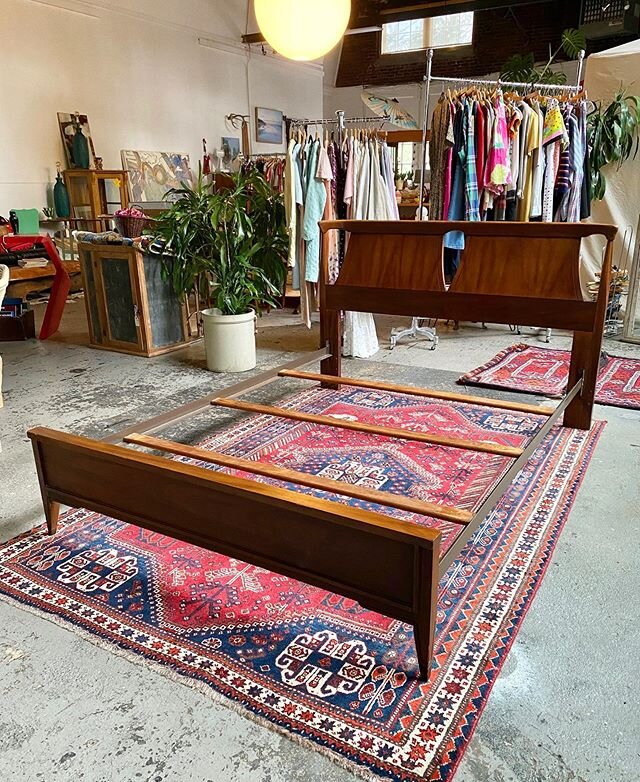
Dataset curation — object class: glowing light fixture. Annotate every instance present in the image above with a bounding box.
[254,0,351,61]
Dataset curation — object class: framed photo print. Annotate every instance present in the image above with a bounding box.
[221,136,241,171]
[255,107,284,144]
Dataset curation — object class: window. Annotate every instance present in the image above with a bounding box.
[381,12,474,55]
[382,18,426,54]
[394,142,416,177]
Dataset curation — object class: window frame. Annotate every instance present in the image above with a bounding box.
[380,12,475,56]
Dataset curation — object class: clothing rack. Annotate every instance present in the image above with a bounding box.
[389,47,587,351]
[418,47,587,217]
[286,111,388,146]
[243,152,287,158]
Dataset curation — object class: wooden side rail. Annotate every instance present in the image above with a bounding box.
[124,432,473,525]
[278,369,555,416]
[211,398,524,458]
[28,427,441,678]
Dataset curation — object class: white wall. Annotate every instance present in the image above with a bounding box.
[1,0,324,214]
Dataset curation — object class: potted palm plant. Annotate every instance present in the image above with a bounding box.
[154,169,287,372]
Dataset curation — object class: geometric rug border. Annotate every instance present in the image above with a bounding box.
[431,421,605,782]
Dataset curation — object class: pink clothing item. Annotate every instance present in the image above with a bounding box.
[442,146,453,220]
[484,93,512,194]
[343,138,355,215]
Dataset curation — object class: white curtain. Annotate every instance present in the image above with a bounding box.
[582,40,640,294]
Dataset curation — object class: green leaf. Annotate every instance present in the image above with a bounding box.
[587,88,640,201]
[500,53,535,84]
[561,28,586,59]
[152,167,287,316]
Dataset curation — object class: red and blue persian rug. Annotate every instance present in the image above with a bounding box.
[459,342,640,410]
[0,385,603,781]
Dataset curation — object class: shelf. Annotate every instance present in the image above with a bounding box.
[9,261,81,281]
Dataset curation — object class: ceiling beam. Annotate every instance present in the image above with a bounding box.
[355,0,552,26]
[242,26,382,46]
[242,0,553,45]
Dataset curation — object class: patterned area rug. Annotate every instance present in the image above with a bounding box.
[459,343,640,410]
[0,386,603,781]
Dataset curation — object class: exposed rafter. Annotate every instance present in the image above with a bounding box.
[242,0,552,46]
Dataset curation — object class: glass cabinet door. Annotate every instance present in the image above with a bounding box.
[66,173,93,227]
[98,175,127,215]
[96,253,141,348]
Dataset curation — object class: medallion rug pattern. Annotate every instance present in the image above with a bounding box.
[0,386,602,781]
[459,343,640,410]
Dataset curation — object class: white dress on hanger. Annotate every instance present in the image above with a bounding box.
[343,139,394,360]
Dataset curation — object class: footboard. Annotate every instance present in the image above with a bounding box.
[28,427,441,678]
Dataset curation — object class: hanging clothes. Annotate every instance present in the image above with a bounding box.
[541,99,569,222]
[429,88,589,228]
[429,96,451,220]
[285,140,303,269]
[302,139,327,284]
[284,127,399,347]
[529,101,545,219]
[342,134,397,359]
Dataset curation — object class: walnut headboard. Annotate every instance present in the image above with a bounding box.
[318,219,617,431]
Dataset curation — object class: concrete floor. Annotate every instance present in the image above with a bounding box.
[0,304,639,782]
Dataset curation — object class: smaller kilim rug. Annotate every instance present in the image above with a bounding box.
[459,343,640,410]
[0,387,604,781]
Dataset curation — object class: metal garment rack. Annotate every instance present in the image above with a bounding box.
[286,110,388,146]
[390,47,587,351]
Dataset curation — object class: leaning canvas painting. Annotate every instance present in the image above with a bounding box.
[120,150,193,202]
[58,112,97,169]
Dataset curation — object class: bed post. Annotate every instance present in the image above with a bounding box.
[563,238,614,430]
[31,438,61,534]
[413,542,440,680]
[319,225,342,387]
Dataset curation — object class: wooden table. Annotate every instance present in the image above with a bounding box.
[7,261,81,300]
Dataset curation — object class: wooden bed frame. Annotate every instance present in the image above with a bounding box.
[28,219,616,680]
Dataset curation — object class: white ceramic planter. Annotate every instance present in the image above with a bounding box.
[201,307,256,372]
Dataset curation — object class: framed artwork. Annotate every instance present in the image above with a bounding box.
[221,136,241,171]
[58,112,97,169]
[120,150,193,202]
[255,107,283,144]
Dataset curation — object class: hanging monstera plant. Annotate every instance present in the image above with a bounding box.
[500,28,586,85]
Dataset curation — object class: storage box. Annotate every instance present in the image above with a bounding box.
[0,309,36,341]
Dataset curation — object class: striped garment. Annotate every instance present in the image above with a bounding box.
[464,100,480,221]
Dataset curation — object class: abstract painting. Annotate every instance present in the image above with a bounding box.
[255,107,283,144]
[57,112,97,169]
[120,151,193,202]
[221,136,240,171]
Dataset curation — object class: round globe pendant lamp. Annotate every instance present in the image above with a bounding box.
[254,0,351,61]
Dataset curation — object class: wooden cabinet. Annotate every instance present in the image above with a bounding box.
[64,170,129,230]
[78,242,191,356]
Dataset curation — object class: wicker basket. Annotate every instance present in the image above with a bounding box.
[114,208,152,239]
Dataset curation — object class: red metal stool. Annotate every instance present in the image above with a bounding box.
[0,234,70,340]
